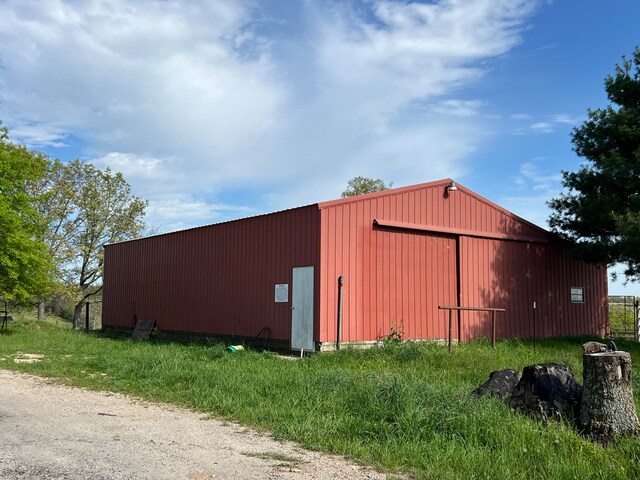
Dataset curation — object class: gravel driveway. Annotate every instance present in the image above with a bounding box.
[0,370,386,479]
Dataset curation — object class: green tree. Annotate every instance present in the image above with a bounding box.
[61,160,147,329]
[549,47,640,279]
[28,158,80,319]
[0,123,52,301]
[341,176,392,198]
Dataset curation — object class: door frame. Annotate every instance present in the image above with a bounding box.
[290,265,315,351]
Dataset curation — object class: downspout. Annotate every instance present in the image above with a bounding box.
[455,236,462,342]
[337,275,344,351]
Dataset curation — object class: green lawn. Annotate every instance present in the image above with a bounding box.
[1,320,640,479]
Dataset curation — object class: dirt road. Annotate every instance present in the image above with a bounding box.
[0,370,385,479]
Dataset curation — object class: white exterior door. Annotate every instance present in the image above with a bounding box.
[291,266,314,351]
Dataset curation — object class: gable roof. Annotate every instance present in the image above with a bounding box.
[318,178,549,242]
[108,178,550,246]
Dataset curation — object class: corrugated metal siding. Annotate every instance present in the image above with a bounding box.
[318,180,549,242]
[318,198,457,342]
[543,240,608,337]
[318,179,607,343]
[102,206,320,340]
[458,236,607,339]
[318,183,465,343]
[459,236,548,339]
[104,178,607,346]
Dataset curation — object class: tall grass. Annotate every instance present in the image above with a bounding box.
[2,321,640,479]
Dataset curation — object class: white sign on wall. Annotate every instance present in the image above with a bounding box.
[275,284,289,303]
[571,287,585,303]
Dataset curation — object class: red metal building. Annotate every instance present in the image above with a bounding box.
[102,179,608,349]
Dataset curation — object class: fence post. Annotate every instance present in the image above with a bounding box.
[624,296,628,333]
[635,299,639,342]
[85,302,90,332]
[440,305,504,351]
[491,310,496,349]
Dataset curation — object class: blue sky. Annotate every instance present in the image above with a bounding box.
[1,0,639,294]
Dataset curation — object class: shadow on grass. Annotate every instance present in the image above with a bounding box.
[94,328,281,354]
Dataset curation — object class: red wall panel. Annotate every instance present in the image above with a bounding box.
[543,240,608,337]
[103,206,320,340]
[318,182,467,343]
[459,237,607,339]
[460,236,548,340]
[318,199,457,343]
[318,179,607,343]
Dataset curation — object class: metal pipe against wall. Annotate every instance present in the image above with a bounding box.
[336,275,344,351]
[448,309,453,351]
[532,301,537,350]
[439,306,505,351]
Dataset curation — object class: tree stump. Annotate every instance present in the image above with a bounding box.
[473,369,521,400]
[579,350,640,442]
[509,363,582,421]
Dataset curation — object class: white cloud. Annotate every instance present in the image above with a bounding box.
[549,113,579,124]
[499,160,563,227]
[427,99,487,117]
[498,193,552,228]
[0,0,541,230]
[529,121,554,134]
[0,0,285,173]
[255,0,538,209]
[146,195,252,233]
[93,152,171,183]
[8,123,68,147]
[514,160,562,190]
[312,0,537,128]
[517,113,582,134]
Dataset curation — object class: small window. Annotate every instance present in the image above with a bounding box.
[571,287,584,303]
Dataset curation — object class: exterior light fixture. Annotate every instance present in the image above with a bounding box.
[446,180,458,192]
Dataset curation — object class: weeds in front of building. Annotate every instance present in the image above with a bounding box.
[1,319,639,479]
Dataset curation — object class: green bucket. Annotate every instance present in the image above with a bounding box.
[226,345,245,353]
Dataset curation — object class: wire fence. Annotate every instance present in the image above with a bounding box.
[608,295,638,340]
